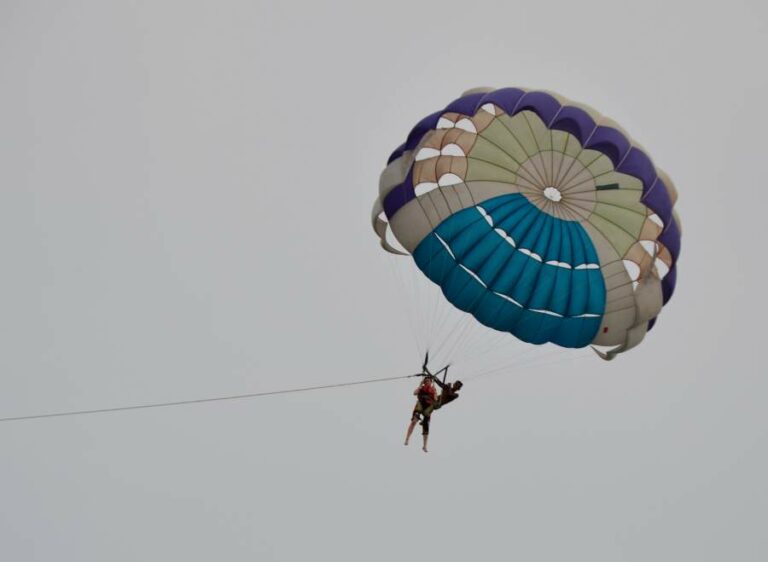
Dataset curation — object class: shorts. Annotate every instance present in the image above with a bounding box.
[412,399,437,434]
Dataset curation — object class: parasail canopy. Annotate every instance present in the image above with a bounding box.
[373,87,681,360]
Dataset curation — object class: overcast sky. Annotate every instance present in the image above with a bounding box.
[1,1,766,560]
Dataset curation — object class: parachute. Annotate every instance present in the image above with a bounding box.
[373,88,681,361]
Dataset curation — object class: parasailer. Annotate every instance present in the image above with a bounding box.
[405,375,436,452]
[404,356,463,452]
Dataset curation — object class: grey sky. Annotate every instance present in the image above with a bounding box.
[1,1,766,560]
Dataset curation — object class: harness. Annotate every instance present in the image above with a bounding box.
[418,351,450,386]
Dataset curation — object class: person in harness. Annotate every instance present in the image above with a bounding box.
[404,359,463,453]
[433,377,463,411]
[404,375,436,452]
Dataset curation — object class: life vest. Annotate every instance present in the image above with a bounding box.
[417,383,437,405]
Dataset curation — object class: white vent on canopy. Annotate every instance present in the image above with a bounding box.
[438,173,462,187]
[476,206,494,227]
[623,259,641,290]
[434,233,456,259]
[454,118,477,133]
[654,258,670,280]
[481,103,497,115]
[494,227,516,248]
[640,240,658,256]
[460,264,487,288]
[441,143,465,157]
[530,308,563,317]
[543,186,562,202]
[414,182,439,196]
[519,248,542,262]
[415,147,440,161]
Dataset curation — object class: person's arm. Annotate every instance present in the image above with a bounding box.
[430,365,450,388]
[432,377,448,390]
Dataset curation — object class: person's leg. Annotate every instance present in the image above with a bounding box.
[421,414,430,452]
[405,408,420,445]
[405,417,418,445]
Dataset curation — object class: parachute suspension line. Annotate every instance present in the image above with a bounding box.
[407,251,438,358]
[432,309,477,361]
[453,342,537,381]
[407,195,442,354]
[428,276,458,357]
[419,206,529,366]
[464,347,543,380]
[384,234,445,364]
[425,239,446,352]
[520,350,593,371]
[465,319,527,359]
[452,312,521,363]
[383,168,594,374]
[390,180,501,365]
[443,182,529,366]
[444,240,584,359]
[429,263,516,365]
[397,226,579,377]
[417,250,440,353]
[452,330,531,372]
[387,237,449,366]
[424,185,472,348]
[0,373,421,424]
[483,350,593,380]
[431,257,499,359]
[465,346,587,381]
[417,275,547,374]
[384,252,424,359]
[425,182,484,358]
[417,188,483,355]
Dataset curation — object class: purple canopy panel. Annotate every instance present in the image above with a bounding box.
[585,126,631,167]
[444,92,487,116]
[383,168,415,219]
[618,147,657,193]
[550,106,598,145]
[513,91,561,124]
[661,264,678,303]
[642,178,674,228]
[658,215,681,262]
[479,88,526,115]
[388,110,445,164]
[387,142,407,165]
